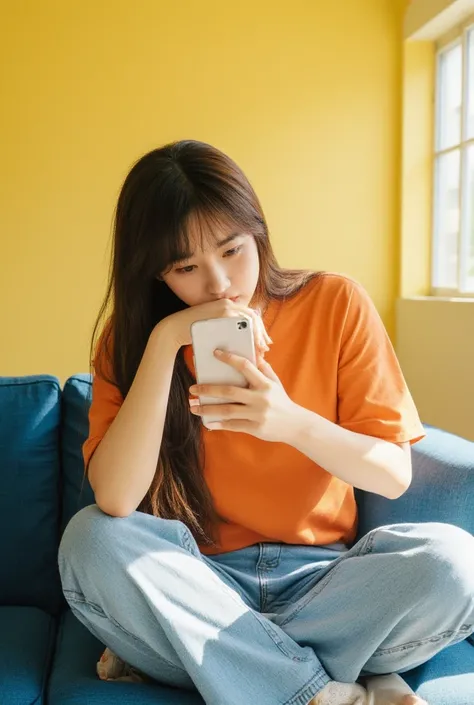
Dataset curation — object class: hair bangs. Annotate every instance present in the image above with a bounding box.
[155,200,260,277]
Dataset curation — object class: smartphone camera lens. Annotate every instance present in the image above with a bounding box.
[237,320,248,330]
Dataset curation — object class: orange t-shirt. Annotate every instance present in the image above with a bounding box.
[83,273,425,554]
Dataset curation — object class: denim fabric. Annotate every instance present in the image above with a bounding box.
[47,609,201,705]
[59,506,474,705]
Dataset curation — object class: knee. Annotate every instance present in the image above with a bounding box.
[419,523,474,599]
[58,504,193,578]
[58,504,118,575]
[390,522,474,608]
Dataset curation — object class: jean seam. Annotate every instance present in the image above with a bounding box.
[259,568,269,612]
[64,590,186,673]
[362,527,473,656]
[278,530,376,628]
[179,525,201,557]
[362,529,378,555]
[178,525,313,663]
[283,670,331,705]
[258,545,282,612]
[372,623,474,657]
[267,544,282,569]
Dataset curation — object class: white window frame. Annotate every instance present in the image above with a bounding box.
[432,15,474,297]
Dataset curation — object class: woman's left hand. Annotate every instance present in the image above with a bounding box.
[189,349,301,442]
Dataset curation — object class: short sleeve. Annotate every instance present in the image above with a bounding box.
[83,327,124,470]
[337,281,425,445]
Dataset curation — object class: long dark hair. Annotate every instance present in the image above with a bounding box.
[91,140,316,546]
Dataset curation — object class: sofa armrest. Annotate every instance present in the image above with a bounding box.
[355,425,474,542]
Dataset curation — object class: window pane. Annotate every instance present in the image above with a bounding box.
[461,145,474,292]
[437,43,462,150]
[467,29,474,140]
[433,150,460,289]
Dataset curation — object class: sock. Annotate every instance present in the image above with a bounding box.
[309,674,418,705]
[309,681,368,705]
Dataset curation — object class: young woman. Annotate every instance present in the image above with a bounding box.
[58,140,474,705]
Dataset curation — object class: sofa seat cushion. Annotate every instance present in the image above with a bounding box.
[403,639,474,705]
[0,606,56,705]
[0,376,63,613]
[47,610,203,704]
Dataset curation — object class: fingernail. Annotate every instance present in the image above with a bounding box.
[189,398,199,407]
[189,386,198,394]
[214,349,224,357]
[206,422,222,430]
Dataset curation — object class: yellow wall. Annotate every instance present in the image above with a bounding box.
[400,41,434,298]
[396,298,474,441]
[396,36,474,442]
[404,0,461,38]
[0,0,406,381]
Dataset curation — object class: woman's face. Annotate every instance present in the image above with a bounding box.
[161,219,260,309]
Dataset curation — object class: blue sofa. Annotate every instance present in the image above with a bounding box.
[1,373,473,705]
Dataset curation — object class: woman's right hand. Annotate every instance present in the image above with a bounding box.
[157,299,272,358]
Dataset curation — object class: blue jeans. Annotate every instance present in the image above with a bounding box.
[58,505,474,705]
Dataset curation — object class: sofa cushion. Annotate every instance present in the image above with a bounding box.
[0,376,63,613]
[355,425,474,540]
[60,375,95,531]
[47,610,204,705]
[403,638,474,705]
[0,606,56,705]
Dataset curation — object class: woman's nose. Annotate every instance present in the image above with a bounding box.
[207,267,231,297]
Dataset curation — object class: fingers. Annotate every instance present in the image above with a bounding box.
[242,309,268,353]
[206,419,254,433]
[257,358,280,383]
[189,383,252,403]
[233,305,272,353]
[253,313,272,350]
[190,403,254,420]
[214,349,270,387]
[253,316,271,350]
[258,319,273,347]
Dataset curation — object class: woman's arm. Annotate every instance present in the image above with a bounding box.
[190,350,415,501]
[283,407,412,499]
[88,298,265,517]
[89,321,179,517]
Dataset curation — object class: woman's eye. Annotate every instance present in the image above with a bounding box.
[224,245,242,257]
[176,265,195,274]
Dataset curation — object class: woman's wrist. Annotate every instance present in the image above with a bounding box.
[280,403,316,447]
[149,319,181,358]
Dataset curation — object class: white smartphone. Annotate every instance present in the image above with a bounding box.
[190,315,256,428]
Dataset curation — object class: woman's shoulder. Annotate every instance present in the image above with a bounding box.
[289,271,368,310]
